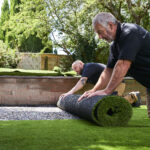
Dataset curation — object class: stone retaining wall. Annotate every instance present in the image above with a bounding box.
[0,76,147,105]
[0,76,81,105]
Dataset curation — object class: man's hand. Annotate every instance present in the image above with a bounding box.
[78,89,95,102]
[59,92,72,100]
[78,89,110,102]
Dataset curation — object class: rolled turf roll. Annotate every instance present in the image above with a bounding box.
[57,95,132,126]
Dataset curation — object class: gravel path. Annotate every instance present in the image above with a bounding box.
[0,106,79,121]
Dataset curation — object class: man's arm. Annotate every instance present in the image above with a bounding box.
[92,67,113,91]
[104,60,131,94]
[78,60,131,101]
[87,60,131,98]
[78,68,112,101]
[68,77,88,94]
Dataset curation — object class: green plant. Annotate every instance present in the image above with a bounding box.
[53,66,62,74]
[58,55,74,72]
[0,0,10,41]
[0,40,20,68]
[47,0,149,63]
[95,39,110,64]
[2,0,52,53]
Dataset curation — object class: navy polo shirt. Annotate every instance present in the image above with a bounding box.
[82,63,106,84]
[107,22,150,88]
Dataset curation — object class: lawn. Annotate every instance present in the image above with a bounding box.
[0,105,150,150]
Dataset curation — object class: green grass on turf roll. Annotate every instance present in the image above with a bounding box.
[57,95,132,126]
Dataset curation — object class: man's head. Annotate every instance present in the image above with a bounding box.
[72,60,84,75]
[92,12,118,42]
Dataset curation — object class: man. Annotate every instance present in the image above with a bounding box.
[60,60,106,98]
[60,60,126,99]
[78,12,150,117]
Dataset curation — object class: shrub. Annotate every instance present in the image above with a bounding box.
[0,40,20,68]
[95,39,109,64]
[59,55,73,72]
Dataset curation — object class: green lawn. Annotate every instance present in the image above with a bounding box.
[0,105,150,150]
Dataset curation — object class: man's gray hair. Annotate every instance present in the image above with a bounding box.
[92,12,117,28]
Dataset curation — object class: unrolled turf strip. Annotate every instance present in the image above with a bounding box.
[57,95,133,126]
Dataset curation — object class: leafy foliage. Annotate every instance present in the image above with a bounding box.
[46,0,149,67]
[2,0,53,53]
[46,0,105,63]
[0,0,10,24]
[58,55,74,72]
[95,0,150,30]
[10,0,21,16]
[0,0,149,68]
[0,0,10,41]
[0,40,20,68]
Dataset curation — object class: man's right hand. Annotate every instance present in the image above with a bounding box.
[78,89,95,102]
[59,92,72,100]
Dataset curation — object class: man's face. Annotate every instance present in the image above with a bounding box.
[72,64,82,75]
[94,23,115,42]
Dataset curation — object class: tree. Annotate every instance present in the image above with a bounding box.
[0,0,10,23]
[4,0,52,53]
[0,0,10,40]
[46,0,105,63]
[10,0,21,16]
[97,0,150,30]
[46,0,149,66]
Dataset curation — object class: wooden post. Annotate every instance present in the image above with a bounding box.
[44,56,48,70]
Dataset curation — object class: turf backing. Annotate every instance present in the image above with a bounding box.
[0,105,150,150]
[57,95,132,126]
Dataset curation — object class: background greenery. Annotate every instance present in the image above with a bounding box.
[0,106,150,150]
[0,40,20,68]
[1,0,52,53]
[0,0,149,69]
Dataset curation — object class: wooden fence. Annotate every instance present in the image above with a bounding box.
[17,53,67,70]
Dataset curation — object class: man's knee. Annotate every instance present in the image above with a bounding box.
[115,82,126,96]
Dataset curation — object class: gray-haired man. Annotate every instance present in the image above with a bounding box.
[78,12,150,117]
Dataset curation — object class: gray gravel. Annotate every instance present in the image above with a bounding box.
[0,106,79,121]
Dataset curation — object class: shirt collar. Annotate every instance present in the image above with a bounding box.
[114,22,122,43]
[81,63,86,75]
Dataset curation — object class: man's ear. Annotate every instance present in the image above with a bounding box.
[108,22,115,30]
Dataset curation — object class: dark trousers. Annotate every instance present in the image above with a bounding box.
[146,88,150,117]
